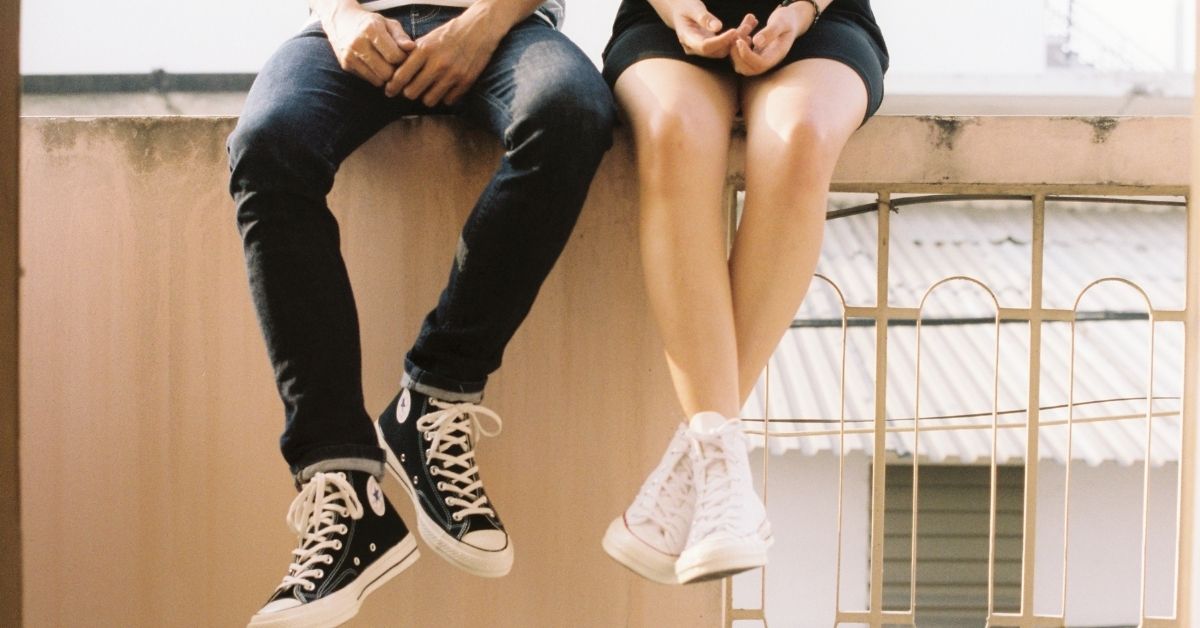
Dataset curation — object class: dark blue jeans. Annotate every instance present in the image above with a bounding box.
[227,6,615,477]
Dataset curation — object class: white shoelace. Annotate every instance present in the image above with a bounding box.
[417,399,503,521]
[689,434,744,540]
[277,472,363,593]
[629,434,693,548]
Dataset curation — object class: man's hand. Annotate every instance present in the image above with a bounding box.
[672,3,757,59]
[322,4,415,87]
[730,4,812,76]
[385,8,507,106]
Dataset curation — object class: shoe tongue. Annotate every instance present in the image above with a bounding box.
[688,411,729,434]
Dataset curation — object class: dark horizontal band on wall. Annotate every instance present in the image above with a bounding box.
[22,71,255,94]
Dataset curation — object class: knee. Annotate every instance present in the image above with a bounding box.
[506,75,616,166]
[773,112,846,171]
[638,106,725,171]
[227,107,335,203]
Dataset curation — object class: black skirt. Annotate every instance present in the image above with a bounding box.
[602,0,889,122]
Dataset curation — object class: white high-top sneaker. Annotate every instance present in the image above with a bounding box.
[676,412,773,584]
[602,424,696,584]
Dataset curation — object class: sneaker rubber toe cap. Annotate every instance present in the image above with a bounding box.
[462,529,508,552]
[256,598,303,615]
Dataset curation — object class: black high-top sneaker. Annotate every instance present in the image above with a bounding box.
[248,470,419,628]
[375,386,513,577]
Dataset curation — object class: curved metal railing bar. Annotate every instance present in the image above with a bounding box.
[914,276,1004,619]
[1062,277,1157,621]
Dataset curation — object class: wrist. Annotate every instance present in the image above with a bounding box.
[667,0,708,28]
[780,0,820,26]
[315,0,361,24]
[464,1,527,42]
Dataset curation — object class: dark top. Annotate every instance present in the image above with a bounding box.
[612,0,888,65]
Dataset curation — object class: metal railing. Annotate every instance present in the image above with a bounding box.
[724,186,1192,627]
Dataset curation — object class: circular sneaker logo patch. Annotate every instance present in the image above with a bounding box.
[396,388,412,424]
[366,476,387,517]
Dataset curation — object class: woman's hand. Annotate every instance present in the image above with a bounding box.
[321,3,415,87]
[730,3,814,76]
[671,2,757,59]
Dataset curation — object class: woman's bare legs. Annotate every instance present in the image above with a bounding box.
[606,57,870,585]
[732,59,868,402]
[614,59,741,419]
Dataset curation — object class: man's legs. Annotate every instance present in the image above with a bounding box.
[229,20,428,626]
[403,16,616,397]
[229,23,419,479]
[375,13,615,577]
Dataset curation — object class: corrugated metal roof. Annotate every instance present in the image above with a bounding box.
[743,198,1186,466]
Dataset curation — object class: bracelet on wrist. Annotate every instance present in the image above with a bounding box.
[780,0,821,23]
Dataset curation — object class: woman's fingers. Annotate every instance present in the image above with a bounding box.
[732,38,769,76]
[752,23,781,50]
[696,29,738,57]
[688,9,722,34]
[680,13,756,58]
[735,13,758,40]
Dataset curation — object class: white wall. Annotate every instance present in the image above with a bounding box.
[733,452,871,628]
[1033,461,1180,624]
[20,0,1195,77]
[872,0,1046,75]
[740,454,1181,626]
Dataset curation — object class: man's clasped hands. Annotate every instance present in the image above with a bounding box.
[321,2,513,107]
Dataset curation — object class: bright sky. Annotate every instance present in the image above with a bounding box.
[18,0,1195,75]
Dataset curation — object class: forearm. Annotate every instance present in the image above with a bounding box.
[310,0,361,26]
[645,0,706,29]
[462,0,545,38]
[780,0,834,24]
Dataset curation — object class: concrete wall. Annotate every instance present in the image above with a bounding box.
[17,114,1189,627]
[2,0,18,622]
[18,116,714,627]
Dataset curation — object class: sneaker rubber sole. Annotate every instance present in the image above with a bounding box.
[247,535,419,628]
[601,517,681,585]
[675,532,772,584]
[374,421,514,578]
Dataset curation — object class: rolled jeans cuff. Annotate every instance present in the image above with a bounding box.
[402,360,485,403]
[293,446,386,482]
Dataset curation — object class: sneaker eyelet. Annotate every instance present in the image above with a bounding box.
[412,475,420,485]
[316,570,324,578]
[437,481,446,490]
[370,543,377,552]
[399,453,406,463]
[334,541,343,550]
[430,466,440,476]
[425,448,433,458]
[452,513,463,522]
[339,525,349,535]
[423,432,431,442]
[304,584,315,592]
[443,497,452,506]
[353,557,361,566]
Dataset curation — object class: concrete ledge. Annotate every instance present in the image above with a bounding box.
[22,114,1192,193]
